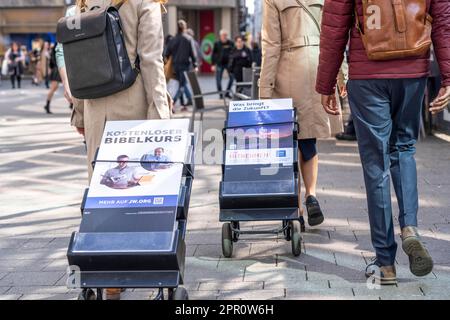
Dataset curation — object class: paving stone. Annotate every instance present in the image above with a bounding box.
[199,281,263,291]
[353,284,424,298]
[264,279,328,290]
[285,288,354,300]
[244,263,307,283]
[0,239,28,249]
[2,286,70,295]
[19,293,78,300]
[218,289,285,300]
[187,290,219,300]
[0,295,22,300]
[0,272,65,287]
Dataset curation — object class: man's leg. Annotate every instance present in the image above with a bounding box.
[173,66,185,104]
[216,66,224,93]
[348,79,397,267]
[389,78,433,277]
[389,78,426,229]
[226,66,234,97]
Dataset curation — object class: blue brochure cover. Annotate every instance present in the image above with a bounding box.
[227,99,294,128]
[223,122,296,196]
[80,119,190,234]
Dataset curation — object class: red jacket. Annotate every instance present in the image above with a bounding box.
[316,0,450,95]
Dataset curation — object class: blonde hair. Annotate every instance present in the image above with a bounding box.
[76,0,167,11]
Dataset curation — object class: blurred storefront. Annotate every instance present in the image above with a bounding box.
[164,0,241,73]
[0,0,72,55]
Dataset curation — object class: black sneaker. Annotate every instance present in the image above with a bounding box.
[335,132,357,141]
[305,195,324,227]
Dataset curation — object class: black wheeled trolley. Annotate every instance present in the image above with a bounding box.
[68,119,195,300]
[219,99,302,258]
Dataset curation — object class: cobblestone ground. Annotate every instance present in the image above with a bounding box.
[0,78,449,300]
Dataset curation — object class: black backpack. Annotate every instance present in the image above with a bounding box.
[56,5,139,99]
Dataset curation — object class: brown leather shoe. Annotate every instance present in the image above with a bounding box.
[401,226,434,277]
[365,260,397,285]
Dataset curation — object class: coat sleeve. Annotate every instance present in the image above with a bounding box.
[137,1,170,119]
[430,0,450,87]
[259,0,282,99]
[315,0,354,95]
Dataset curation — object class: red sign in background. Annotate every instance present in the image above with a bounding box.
[199,10,216,73]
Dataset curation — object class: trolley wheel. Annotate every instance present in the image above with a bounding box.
[232,221,240,242]
[222,223,234,258]
[172,287,189,301]
[290,220,302,257]
[78,288,96,300]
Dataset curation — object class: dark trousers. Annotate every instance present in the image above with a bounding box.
[215,65,234,93]
[173,64,192,104]
[347,78,427,266]
[345,114,356,135]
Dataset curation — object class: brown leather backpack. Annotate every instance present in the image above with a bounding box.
[355,0,433,61]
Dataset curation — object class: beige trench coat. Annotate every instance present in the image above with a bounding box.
[259,0,343,139]
[69,0,170,179]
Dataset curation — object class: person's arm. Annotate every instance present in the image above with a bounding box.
[137,1,170,119]
[259,0,282,99]
[429,0,450,114]
[211,42,219,66]
[316,0,353,115]
[189,38,197,69]
[56,26,85,134]
[164,38,173,60]
[56,6,77,106]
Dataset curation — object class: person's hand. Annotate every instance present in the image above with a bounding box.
[321,94,340,115]
[339,85,348,98]
[211,65,216,72]
[64,83,73,104]
[194,67,199,73]
[167,93,174,113]
[430,86,450,114]
[76,127,85,136]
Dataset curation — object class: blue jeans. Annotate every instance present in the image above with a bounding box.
[347,78,427,266]
[215,65,234,93]
[173,64,192,103]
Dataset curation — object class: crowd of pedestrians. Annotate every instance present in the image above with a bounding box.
[1,39,71,113]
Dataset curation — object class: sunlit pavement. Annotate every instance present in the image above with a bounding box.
[0,78,449,300]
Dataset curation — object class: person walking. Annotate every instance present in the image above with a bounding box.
[316,0,450,284]
[164,20,197,110]
[57,0,171,299]
[229,36,253,93]
[38,41,51,89]
[7,42,25,89]
[44,44,71,114]
[259,0,343,230]
[212,29,234,99]
[29,46,41,86]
